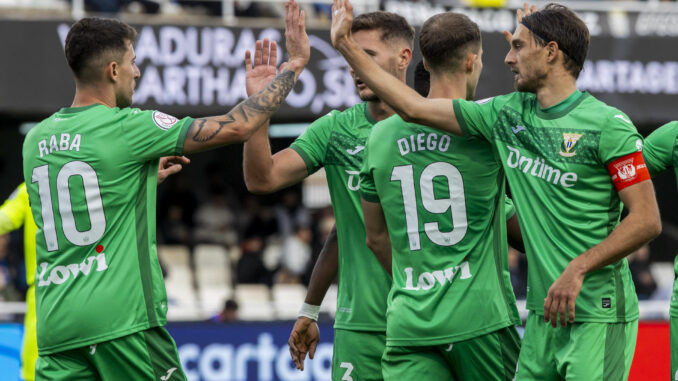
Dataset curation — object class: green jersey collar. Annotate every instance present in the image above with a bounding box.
[535,90,588,120]
[58,104,104,114]
[363,102,377,125]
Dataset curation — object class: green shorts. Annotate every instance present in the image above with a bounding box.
[516,312,637,381]
[332,328,386,381]
[381,326,521,381]
[35,326,186,381]
[671,316,678,380]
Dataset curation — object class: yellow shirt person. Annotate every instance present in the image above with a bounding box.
[0,183,37,381]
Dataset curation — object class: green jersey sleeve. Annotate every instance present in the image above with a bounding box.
[359,133,379,203]
[504,195,515,220]
[643,122,678,176]
[598,111,643,165]
[289,112,335,174]
[453,94,515,140]
[119,109,193,161]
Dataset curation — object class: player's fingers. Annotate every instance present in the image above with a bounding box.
[262,38,270,65]
[558,297,568,327]
[270,41,278,66]
[543,295,552,322]
[254,40,263,66]
[503,30,512,44]
[299,9,306,31]
[516,8,523,22]
[523,2,530,16]
[344,0,352,14]
[568,296,576,324]
[245,50,252,70]
[531,4,537,13]
[308,340,318,359]
[549,298,560,328]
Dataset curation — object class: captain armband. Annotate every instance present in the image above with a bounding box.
[607,151,651,191]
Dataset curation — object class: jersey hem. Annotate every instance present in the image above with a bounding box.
[333,322,386,332]
[38,320,164,355]
[360,191,379,203]
[525,308,639,323]
[385,320,515,347]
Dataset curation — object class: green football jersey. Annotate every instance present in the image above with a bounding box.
[643,121,678,316]
[290,102,390,332]
[360,114,520,346]
[22,105,192,354]
[454,90,642,323]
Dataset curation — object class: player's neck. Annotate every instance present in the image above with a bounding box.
[367,100,395,122]
[535,74,577,109]
[71,85,116,109]
[428,73,467,100]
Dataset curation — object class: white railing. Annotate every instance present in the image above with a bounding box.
[0,299,672,322]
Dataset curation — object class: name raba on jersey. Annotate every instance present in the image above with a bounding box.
[37,133,82,158]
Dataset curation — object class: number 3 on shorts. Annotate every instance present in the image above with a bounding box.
[339,362,354,381]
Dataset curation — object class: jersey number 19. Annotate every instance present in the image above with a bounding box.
[391,162,468,251]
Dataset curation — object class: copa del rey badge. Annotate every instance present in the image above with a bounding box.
[152,111,179,130]
[559,133,583,157]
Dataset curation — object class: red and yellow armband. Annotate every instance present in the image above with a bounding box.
[607,151,651,191]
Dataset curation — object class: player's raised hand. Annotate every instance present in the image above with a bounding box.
[503,3,538,44]
[288,316,319,371]
[245,39,280,97]
[157,156,190,185]
[543,262,585,328]
[330,0,354,48]
[284,0,310,74]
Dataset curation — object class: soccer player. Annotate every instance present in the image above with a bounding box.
[22,4,309,379]
[641,121,678,378]
[331,1,661,379]
[359,12,521,380]
[242,10,414,380]
[0,160,185,381]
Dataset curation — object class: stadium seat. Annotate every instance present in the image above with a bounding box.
[194,244,233,288]
[235,284,274,321]
[272,284,307,319]
[198,285,234,317]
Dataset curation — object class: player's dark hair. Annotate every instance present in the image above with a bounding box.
[521,3,589,79]
[65,18,138,83]
[419,12,481,74]
[351,11,415,48]
[413,60,430,97]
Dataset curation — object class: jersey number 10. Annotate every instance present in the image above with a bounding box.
[391,162,468,251]
[32,161,107,252]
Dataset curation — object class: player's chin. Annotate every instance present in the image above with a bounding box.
[358,89,379,102]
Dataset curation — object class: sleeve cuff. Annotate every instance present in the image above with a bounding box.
[452,99,473,138]
[290,145,319,174]
[174,117,194,155]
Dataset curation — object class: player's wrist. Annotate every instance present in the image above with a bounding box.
[298,302,320,321]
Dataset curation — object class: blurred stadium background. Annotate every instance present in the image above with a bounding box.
[0,0,677,379]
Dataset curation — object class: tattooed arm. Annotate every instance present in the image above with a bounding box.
[182,0,309,154]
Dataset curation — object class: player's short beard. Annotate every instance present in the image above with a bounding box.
[359,89,380,102]
[116,91,132,108]
[514,67,547,93]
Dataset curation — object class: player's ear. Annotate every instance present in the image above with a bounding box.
[398,47,413,70]
[465,52,476,73]
[422,59,430,72]
[106,61,118,83]
[545,41,559,63]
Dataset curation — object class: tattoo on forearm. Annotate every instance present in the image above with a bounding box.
[189,69,296,143]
